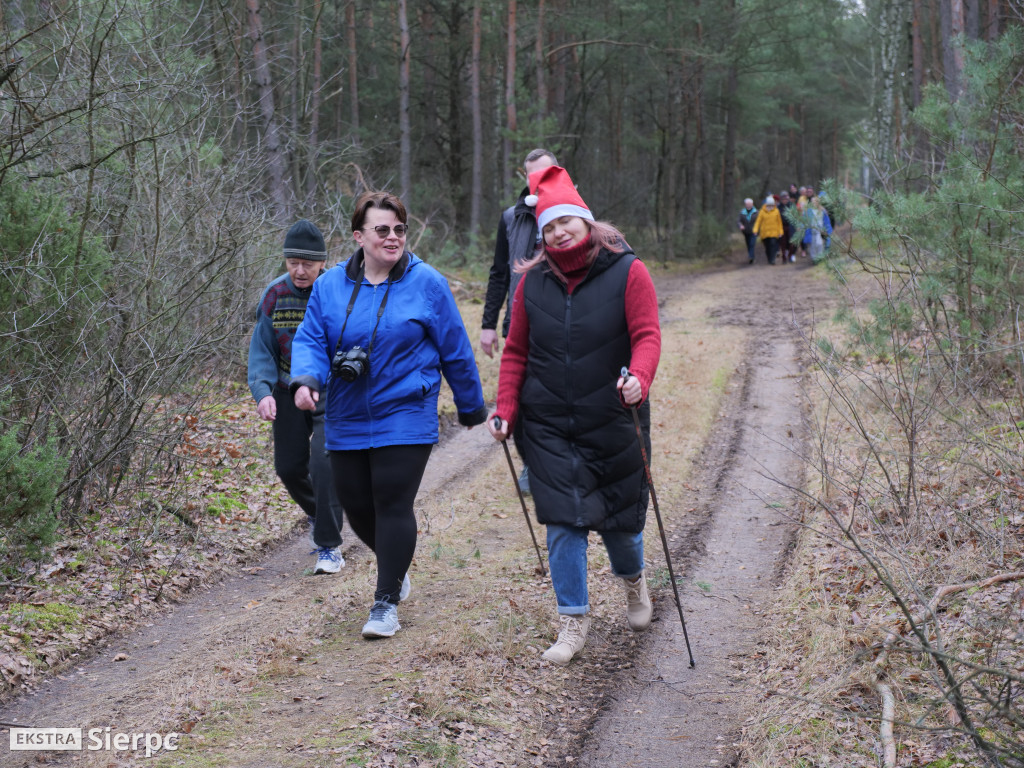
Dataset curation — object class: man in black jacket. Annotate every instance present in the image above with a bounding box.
[480,148,559,356]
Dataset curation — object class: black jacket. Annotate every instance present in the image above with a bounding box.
[482,188,541,337]
[519,247,650,533]
[738,206,758,235]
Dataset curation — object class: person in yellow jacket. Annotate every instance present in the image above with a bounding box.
[752,195,784,265]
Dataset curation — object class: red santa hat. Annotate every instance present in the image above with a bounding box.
[525,165,594,231]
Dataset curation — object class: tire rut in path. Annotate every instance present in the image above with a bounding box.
[577,333,805,768]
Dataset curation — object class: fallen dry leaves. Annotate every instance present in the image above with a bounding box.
[0,382,306,700]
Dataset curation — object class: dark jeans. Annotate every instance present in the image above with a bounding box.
[330,444,433,604]
[762,237,780,264]
[744,232,757,262]
[272,386,343,548]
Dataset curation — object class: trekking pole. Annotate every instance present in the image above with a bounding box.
[621,367,695,668]
[493,417,547,577]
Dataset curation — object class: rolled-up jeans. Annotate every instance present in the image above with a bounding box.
[546,524,644,615]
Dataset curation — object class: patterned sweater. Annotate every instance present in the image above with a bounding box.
[247,272,315,402]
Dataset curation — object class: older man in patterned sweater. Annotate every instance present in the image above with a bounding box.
[248,220,345,574]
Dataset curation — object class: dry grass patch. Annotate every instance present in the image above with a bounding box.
[741,260,1024,768]
[0,382,312,700]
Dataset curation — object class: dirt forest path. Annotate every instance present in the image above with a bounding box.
[578,334,803,768]
[1,254,834,768]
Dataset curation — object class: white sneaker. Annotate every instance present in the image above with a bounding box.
[541,615,591,665]
[313,546,344,574]
[399,573,411,601]
[622,572,652,630]
[361,600,401,638]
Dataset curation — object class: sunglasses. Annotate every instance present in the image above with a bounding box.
[362,224,408,238]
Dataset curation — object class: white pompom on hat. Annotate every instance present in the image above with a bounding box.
[525,165,594,231]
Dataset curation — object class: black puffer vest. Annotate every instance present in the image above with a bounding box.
[520,247,650,533]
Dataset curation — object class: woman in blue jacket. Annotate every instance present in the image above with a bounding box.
[291,191,487,639]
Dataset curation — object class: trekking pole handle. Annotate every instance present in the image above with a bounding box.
[492,415,511,443]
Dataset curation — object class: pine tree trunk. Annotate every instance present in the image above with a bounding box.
[721,63,738,219]
[535,0,547,120]
[504,0,518,196]
[245,0,291,222]
[965,0,979,38]
[911,0,924,107]
[930,0,943,85]
[307,0,322,201]
[877,0,909,182]
[470,0,483,236]
[985,0,999,39]
[346,0,360,150]
[941,0,964,100]
[398,0,411,202]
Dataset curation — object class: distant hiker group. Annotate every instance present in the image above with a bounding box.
[246,151,662,666]
[738,185,834,265]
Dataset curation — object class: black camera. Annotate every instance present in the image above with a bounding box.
[332,345,369,382]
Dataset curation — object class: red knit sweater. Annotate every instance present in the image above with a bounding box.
[494,236,661,429]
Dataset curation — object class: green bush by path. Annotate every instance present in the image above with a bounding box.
[0,423,67,567]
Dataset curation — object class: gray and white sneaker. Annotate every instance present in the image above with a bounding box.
[313,546,345,574]
[361,600,400,638]
[399,573,411,601]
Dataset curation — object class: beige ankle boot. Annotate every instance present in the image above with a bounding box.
[623,572,652,630]
[541,614,591,665]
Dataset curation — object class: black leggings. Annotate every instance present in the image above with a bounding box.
[329,444,432,604]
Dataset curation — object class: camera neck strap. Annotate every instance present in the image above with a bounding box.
[331,261,393,365]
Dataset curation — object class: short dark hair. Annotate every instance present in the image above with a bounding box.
[523,148,557,167]
[351,191,407,232]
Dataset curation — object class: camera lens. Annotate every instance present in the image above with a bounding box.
[339,360,363,382]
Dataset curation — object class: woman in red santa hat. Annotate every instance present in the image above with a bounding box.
[487,165,661,665]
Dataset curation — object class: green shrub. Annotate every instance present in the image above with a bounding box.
[0,424,68,564]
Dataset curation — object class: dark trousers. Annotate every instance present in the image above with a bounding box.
[272,386,343,548]
[744,232,757,262]
[762,237,780,264]
[330,444,433,604]
[780,227,795,262]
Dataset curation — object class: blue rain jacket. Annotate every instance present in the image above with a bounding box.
[290,250,486,450]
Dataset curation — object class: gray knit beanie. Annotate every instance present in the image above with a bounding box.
[283,220,327,261]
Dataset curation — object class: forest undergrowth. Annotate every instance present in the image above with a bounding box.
[0,382,298,698]
[741,263,1024,768]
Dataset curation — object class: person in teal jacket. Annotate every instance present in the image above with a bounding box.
[291,191,487,640]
